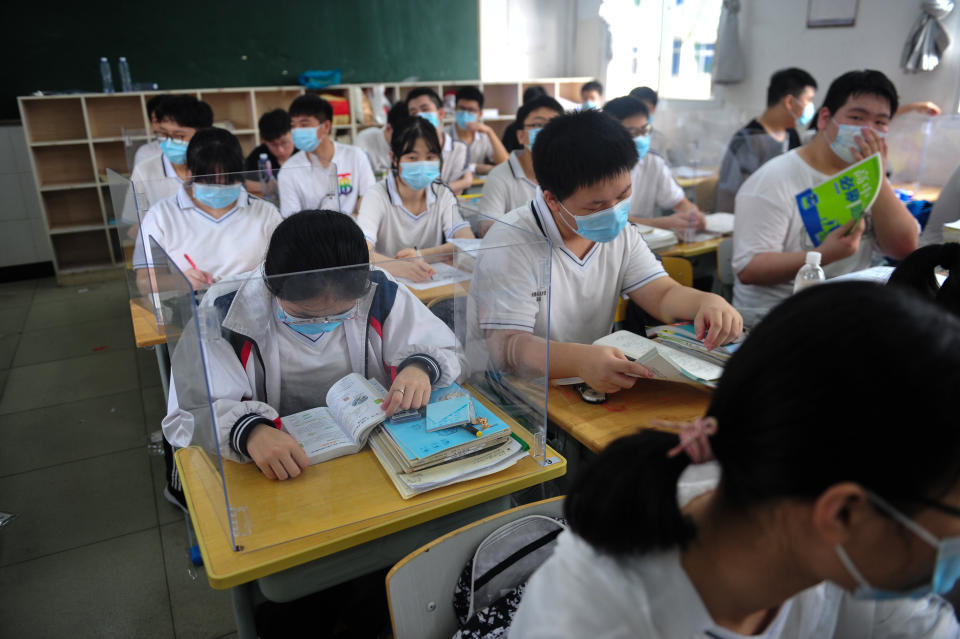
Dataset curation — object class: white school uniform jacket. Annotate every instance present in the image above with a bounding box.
[479,151,537,221]
[445,124,495,167]
[510,464,960,639]
[356,172,469,257]
[162,268,463,463]
[129,153,182,218]
[132,140,162,169]
[628,152,685,219]
[131,186,282,278]
[472,188,667,345]
[354,126,392,176]
[440,130,471,185]
[277,142,375,216]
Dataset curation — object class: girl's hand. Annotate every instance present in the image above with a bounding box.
[382,364,432,416]
[246,424,310,480]
[395,247,419,260]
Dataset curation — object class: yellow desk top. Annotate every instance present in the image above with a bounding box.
[675,172,719,189]
[129,299,165,348]
[658,236,725,258]
[471,176,486,187]
[176,395,565,589]
[547,380,712,454]
[408,281,467,305]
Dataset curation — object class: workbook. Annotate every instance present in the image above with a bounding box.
[278,373,389,465]
[795,153,882,247]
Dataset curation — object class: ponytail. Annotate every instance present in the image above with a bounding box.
[564,430,697,556]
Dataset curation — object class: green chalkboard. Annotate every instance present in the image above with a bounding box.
[6,0,478,120]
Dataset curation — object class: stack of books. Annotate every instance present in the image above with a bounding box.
[646,323,742,367]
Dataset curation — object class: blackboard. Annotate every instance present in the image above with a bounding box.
[5,0,479,120]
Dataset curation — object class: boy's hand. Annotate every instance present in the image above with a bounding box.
[184,268,215,290]
[394,248,419,259]
[246,424,309,480]
[819,217,865,265]
[575,345,653,393]
[383,364,432,416]
[693,294,743,351]
[393,259,437,282]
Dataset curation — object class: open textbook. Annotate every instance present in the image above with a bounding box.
[278,373,389,465]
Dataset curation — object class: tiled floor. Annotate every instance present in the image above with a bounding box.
[0,276,236,639]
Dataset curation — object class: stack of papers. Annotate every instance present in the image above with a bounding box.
[645,323,741,367]
[633,223,678,250]
[396,262,472,290]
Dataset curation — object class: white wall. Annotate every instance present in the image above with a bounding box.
[714,0,960,116]
[0,125,51,268]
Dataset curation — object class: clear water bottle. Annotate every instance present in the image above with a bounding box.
[118,57,133,92]
[793,251,825,293]
[258,153,276,201]
[682,212,697,243]
[99,57,115,93]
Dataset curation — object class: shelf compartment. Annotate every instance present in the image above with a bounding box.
[33,144,95,187]
[51,230,113,271]
[557,81,584,103]
[201,90,255,131]
[522,82,555,98]
[43,187,104,230]
[93,141,131,179]
[481,84,520,120]
[22,98,87,143]
[253,88,303,118]
[236,133,257,156]
[85,95,145,139]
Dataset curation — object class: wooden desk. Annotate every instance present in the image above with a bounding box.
[129,299,165,348]
[408,281,468,305]
[471,176,486,187]
[675,171,719,189]
[659,236,724,258]
[547,380,711,454]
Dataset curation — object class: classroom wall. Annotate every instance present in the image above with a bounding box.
[713,0,960,115]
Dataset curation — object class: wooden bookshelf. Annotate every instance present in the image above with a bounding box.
[18,77,592,282]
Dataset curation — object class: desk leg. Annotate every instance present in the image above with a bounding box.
[154,343,170,400]
[231,581,259,639]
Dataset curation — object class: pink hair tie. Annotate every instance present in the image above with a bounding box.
[652,416,718,465]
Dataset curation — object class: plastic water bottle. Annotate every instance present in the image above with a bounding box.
[682,212,697,243]
[99,57,115,93]
[258,153,276,201]
[793,251,825,293]
[118,57,133,92]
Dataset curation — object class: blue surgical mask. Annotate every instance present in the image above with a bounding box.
[797,101,815,128]
[583,101,598,110]
[634,135,651,161]
[830,120,886,164]
[527,127,542,149]
[417,111,440,129]
[192,183,242,209]
[276,303,354,337]
[836,491,960,600]
[160,138,189,165]
[557,197,630,243]
[400,160,440,190]
[455,110,477,129]
[291,127,320,152]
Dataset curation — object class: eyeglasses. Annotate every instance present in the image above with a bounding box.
[277,300,359,326]
[626,124,653,137]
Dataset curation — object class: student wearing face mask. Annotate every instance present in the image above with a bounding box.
[243,109,295,196]
[717,68,818,213]
[162,211,462,481]
[471,110,741,394]
[478,96,563,233]
[405,87,473,194]
[356,117,475,283]
[733,70,918,321]
[354,102,412,179]
[132,127,282,292]
[604,96,705,233]
[130,95,214,213]
[278,94,375,217]
[445,86,509,175]
[132,94,171,168]
[580,80,604,110]
[510,282,960,638]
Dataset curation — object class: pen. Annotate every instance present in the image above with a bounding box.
[462,423,484,438]
[184,253,214,284]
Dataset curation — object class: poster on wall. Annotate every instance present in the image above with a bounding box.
[807,0,858,28]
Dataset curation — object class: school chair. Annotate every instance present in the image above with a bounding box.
[695,174,719,213]
[716,237,734,302]
[386,496,565,639]
[426,294,467,343]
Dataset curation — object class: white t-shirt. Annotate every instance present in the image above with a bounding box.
[440,130,471,185]
[277,143,376,217]
[132,186,282,278]
[478,151,537,221]
[130,153,182,215]
[474,189,667,345]
[732,150,876,312]
[353,126,392,177]
[510,464,959,639]
[629,152,685,219]
[446,124,495,167]
[274,313,353,417]
[132,140,162,169]
[356,172,469,257]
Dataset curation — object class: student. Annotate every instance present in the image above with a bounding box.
[133,127,283,292]
[354,102,411,179]
[603,96,705,232]
[162,210,462,480]
[132,94,170,168]
[472,110,741,393]
[629,86,659,117]
[243,109,295,195]
[919,163,960,247]
[130,95,213,212]
[445,86,509,174]
[580,80,603,110]
[357,117,475,282]
[733,70,918,318]
[478,96,563,228]
[278,94,375,217]
[510,282,960,638]
[503,86,549,152]
[405,88,473,194]
[716,68,818,213]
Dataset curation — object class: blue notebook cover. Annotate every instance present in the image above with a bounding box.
[382,384,509,462]
[425,397,473,431]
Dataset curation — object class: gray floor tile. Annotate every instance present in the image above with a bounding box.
[13,315,134,367]
[0,390,146,476]
[0,279,36,308]
[0,369,7,396]
[0,448,157,565]
[161,520,236,639]
[138,346,164,387]
[0,349,139,415]
[24,294,129,330]
[0,333,18,369]
[30,277,127,305]
[0,303,30,335]
[0,528,175,639]
[151,452,183,526]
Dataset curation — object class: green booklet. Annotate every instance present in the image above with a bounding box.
[795,153,883,247]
